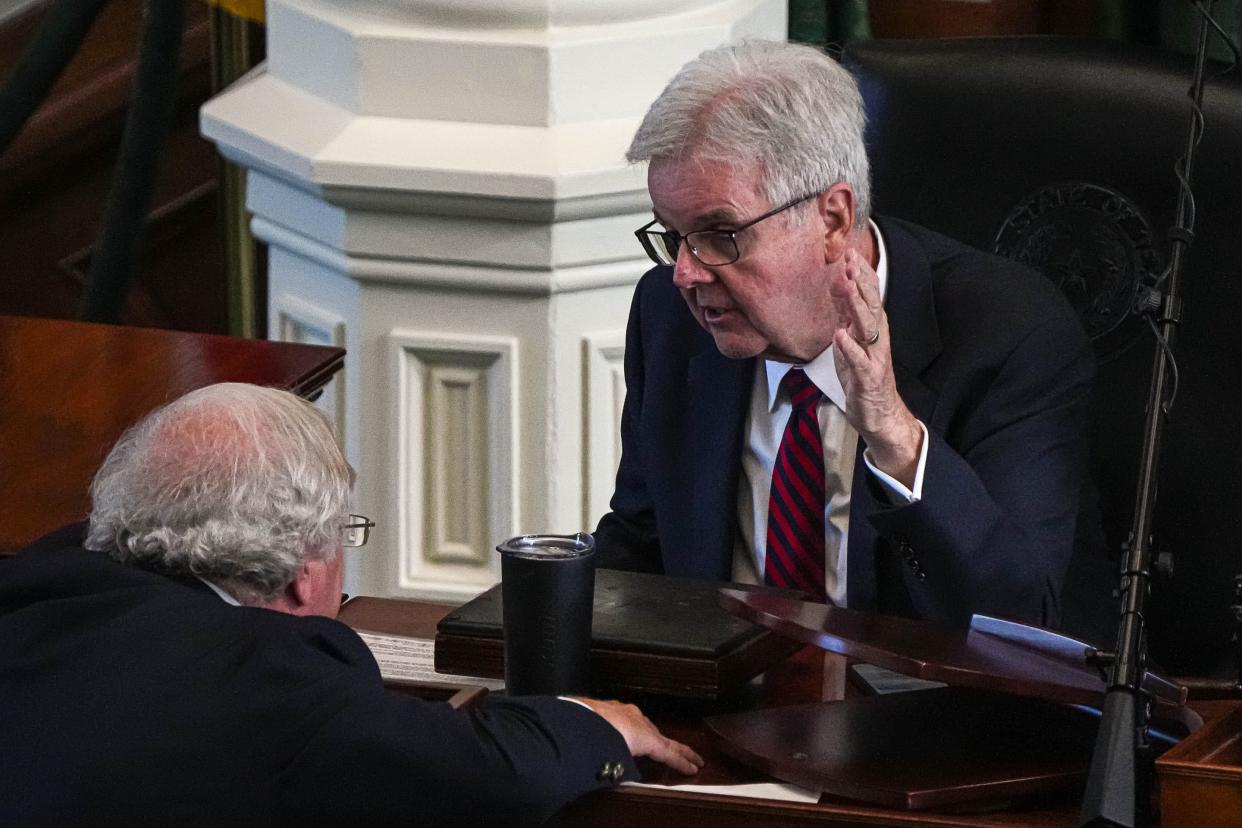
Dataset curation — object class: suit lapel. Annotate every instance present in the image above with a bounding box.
[688,349,753,580]
[879,216,941,381]
[847,217,942,609]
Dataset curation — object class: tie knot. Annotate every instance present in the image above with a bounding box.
[781,368,821,411]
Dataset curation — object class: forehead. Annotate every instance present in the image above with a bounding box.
[647,156,766,226]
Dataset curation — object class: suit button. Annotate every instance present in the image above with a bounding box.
[597,761,624,782]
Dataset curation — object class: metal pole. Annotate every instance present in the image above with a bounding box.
[1079,4,1215,825]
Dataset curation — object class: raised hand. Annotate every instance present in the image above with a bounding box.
[830,248,923,488]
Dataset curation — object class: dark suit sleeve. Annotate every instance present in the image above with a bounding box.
[594,273,664,573]
[868,311,1094,628]
[273,626,636,826]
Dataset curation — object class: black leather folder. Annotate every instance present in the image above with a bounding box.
[434,569,804,699]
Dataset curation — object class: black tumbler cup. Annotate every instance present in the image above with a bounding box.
[497,533,595,696]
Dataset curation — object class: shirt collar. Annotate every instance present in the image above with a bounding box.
[197,576,241,606]
[763,218,888,412]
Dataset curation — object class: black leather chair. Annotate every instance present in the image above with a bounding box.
[843,37,1242,675]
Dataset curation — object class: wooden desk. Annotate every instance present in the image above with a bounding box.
[340,598,1095,827]
[0,315,344,553]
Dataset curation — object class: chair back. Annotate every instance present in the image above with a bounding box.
[843,37,1242,674]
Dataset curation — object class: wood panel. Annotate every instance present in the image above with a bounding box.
[869,0,1051,38]
[0,0,229,333]
[0,315,344,553]
[1157,704,1242,828]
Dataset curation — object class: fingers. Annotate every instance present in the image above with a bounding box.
[651,735,705,775]
[845,247,883,310]
[833,326,870,374]
[834,323,921,486]
[574,698,705,776]
[833,249,884,346]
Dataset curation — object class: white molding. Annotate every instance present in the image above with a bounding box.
[264,0,773,125]
[201,71,650,201]
[306,0,719,29]
[253,216,647,294]
[389,330,518,601]
[273,293,347,445]
[582,329,626,528]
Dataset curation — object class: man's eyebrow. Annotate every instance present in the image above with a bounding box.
[696,208,739,226]
[651,207,739,231]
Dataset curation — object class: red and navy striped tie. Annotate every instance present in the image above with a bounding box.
[764,368,827,602]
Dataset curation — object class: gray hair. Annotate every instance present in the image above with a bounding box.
[85,383,352,604]
[627,39,871,228]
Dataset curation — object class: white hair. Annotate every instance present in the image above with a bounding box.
[627,39,871,228]
[85,383,353,604]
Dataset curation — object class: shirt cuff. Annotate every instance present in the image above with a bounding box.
[557,696,596,713]
[863,419,928,503]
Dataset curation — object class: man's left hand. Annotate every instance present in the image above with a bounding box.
[571,697,705,776]
[831,248,923,489]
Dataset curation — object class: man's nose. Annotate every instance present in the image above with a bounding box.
[671,247,715,289]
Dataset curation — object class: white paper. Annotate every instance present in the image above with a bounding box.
[622,781,820,803]
[355,630,504,690]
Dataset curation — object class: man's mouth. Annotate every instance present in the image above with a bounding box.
[702,305,732,324]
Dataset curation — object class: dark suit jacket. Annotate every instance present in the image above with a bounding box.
[595,217,1095,629]
[0,524,634,827]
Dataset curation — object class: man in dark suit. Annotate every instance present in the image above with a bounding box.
[594,40,1095,630]
[0,383,700,826]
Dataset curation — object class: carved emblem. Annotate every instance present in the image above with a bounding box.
[993,182,1162,361]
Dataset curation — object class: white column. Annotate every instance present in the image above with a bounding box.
[201,0,786,602]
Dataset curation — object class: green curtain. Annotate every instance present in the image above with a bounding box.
[1158,0,1241,62]
[1089,0,1239,60]
[788,0,871,52]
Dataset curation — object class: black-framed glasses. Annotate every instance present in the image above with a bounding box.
[343,514,376,548]
[634,191,819,268]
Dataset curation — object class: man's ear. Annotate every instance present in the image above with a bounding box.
[284,558,331,616]
[818,183,857,263]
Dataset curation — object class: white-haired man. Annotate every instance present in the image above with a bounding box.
[595,40,1098,630]
[0,383,700,826]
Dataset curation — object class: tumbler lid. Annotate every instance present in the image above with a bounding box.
[497,533,595,560]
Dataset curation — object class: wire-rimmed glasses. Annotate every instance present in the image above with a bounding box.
[343,514,376,548]
[634,191,819,267]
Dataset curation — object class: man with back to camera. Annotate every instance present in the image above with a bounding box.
[594,39,1098,630]
[0,382,701,826]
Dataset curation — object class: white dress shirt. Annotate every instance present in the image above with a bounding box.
[732,221,930,605]
[199,577,241,606]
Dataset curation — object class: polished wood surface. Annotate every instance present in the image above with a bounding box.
[0,315,343,553]
[340,595,1242,826]
[339,597,1085,826]
[705,688,1098,811]
[342,597,456,639]
[1157,705,1242,828]
[721,589,1182,709]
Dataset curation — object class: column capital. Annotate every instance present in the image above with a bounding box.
[336,0,718,28]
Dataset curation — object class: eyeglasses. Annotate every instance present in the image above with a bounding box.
[634,191,819,268]
[343,514,376,548]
